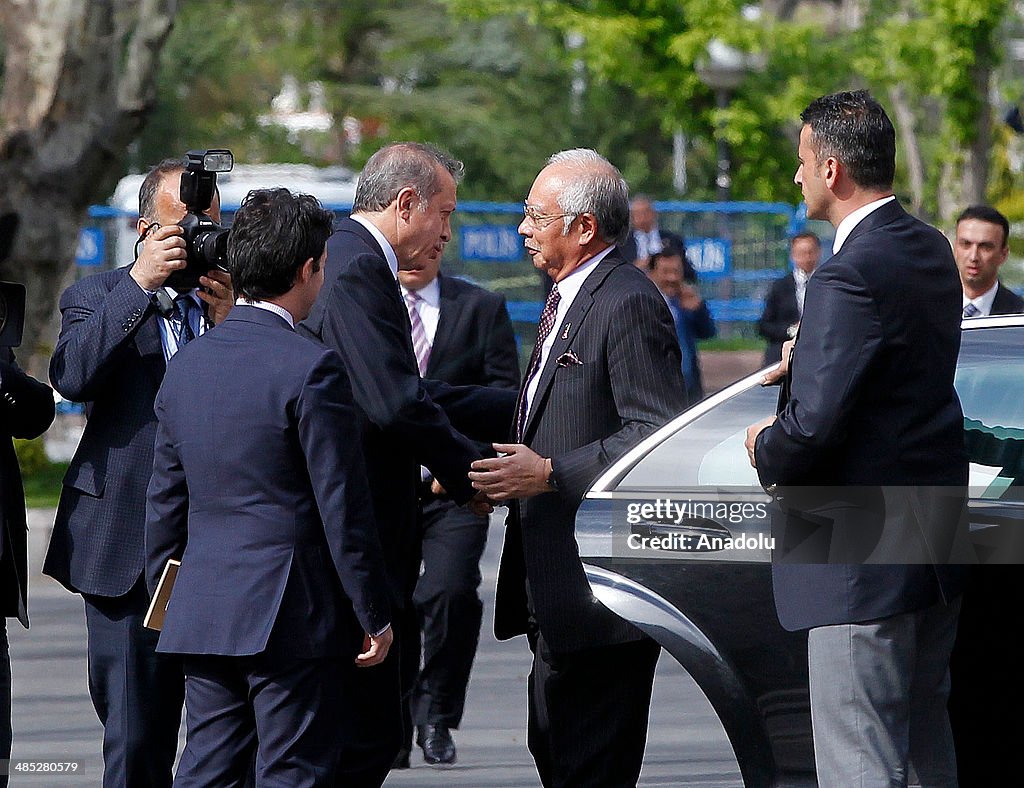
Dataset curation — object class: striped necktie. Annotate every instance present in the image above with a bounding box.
[405,290,431,376]
[963,302,981,318]
[514,284,561,440]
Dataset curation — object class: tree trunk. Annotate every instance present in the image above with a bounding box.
[961,57,993,209]
[937,156,963,228]
[0,0,176,377]
[888,83,928,220]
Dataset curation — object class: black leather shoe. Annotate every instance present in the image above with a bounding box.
[391,746,411,769]
[416,723,457,765]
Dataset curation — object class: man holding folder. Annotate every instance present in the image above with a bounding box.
[146,188,392,786]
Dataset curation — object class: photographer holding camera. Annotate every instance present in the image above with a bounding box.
[43,157,233,787]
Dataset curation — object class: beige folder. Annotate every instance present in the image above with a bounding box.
[143,559,181,631]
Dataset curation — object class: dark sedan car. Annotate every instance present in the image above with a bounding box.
[575,314,1024,787]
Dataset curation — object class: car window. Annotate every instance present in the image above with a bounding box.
[615,383,778,491]
[613,324,1024,497]
[956,325,1024,500]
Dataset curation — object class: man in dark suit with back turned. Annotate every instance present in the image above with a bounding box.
[146,188,392,786]
[470,149,687,788]
[1,213,56,786]
[43,159,234,787]
[396,256,520,766]
[954,204,1024,317]
[745,91,967,786]
[298,141,514,785]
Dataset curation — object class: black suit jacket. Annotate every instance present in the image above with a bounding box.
[299,218,514,597]
[494,251,687,653]
[991,281,1024,315]
[757,273,799,365]
[755,200,968,631]
[0,349,55,627]
[425,273,520,390]
[147,306,390,657]
[45,265,177,597]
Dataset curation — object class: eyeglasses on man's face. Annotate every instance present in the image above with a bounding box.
[522,202,573,228]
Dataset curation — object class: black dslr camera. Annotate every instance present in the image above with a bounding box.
[0,213,26,348]
[166,149,233,290]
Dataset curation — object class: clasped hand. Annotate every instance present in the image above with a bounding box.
[469,443,552,501]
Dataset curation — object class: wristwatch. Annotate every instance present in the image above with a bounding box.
[545,460,559,492]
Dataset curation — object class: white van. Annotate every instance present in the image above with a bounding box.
[106,163,358,266]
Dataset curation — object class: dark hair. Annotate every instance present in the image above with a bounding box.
[138,158,184,219]
[353,142,464,212]
[800,90,896,191]
[228,188,334,300]
[791,231,821,247]
[649,238,686,268]
[649,243,685,270]
[956,205,1009,247]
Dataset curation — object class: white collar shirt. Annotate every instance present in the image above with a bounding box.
[236,298,294,328]
[793,266,812,316]
[351,214,399,280]
[832,195,896,254]
[963,281,999,317]
[523,245,613,422]
[635,228,664,259]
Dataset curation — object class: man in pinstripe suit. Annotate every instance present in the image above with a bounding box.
[470,150,687,787]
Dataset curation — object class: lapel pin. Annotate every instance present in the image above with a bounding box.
[561,322,572,340]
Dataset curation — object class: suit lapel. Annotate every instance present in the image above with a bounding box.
[521,253,620,441]
[427,274,459,375]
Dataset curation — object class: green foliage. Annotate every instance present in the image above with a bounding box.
[14,437,66,508]
[131,0,1021,213]
[14,437,49,476]
[449,0,1018,212]
[135,0,680,199]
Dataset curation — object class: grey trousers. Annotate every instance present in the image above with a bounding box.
[807,598,961,788]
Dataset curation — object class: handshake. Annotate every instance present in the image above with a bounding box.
[431,443,559,515]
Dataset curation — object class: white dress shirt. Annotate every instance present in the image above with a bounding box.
[793,266,812,316]
[962,281,999,317]
[522,245,614,422]
[351,214,399,280]
[236,298,295,328]
[634,229,665,259]
[832,195,896,254]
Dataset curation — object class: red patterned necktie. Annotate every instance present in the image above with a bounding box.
[514,284,561,440]
[405,290,431,376]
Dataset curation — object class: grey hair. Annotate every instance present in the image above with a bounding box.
[545,149,630,245]
[353,142,465,213]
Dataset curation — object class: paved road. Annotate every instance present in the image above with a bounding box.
[8,510,741,787]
